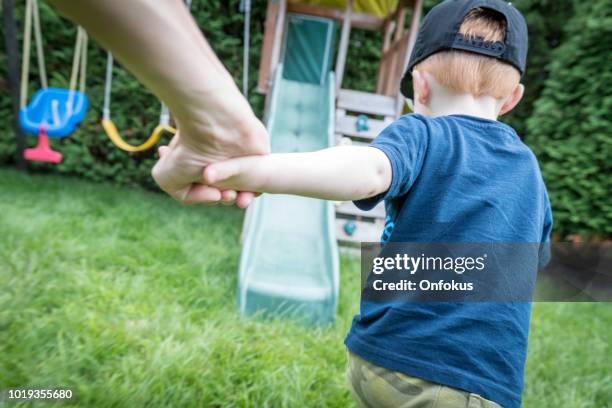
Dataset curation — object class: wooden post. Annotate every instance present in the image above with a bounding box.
[334,0,352,93]
[3,0,28,171]
[257,0,279,93]
[383,7,406,96]
[269,0,287,88]
[381,19,394,54]
[395,0,424,115]
[394,7,406,41]
[376,17,395,94]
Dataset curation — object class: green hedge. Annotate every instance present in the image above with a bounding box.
[526,0,612,238]
[0,0,268,189]
[0,0,609,237]
[502,0,577,137]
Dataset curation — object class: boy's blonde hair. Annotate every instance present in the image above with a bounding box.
[414,8,520,98]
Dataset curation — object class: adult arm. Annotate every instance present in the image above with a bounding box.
[46,0,269,206]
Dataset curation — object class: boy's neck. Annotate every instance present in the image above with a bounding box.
[416,82,503,121]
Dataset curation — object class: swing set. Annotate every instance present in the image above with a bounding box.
[16,0,207,163]
[19,0,88,164]
[14,0,255,163]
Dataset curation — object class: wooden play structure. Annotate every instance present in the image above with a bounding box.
[238,0,423,324]
[256,0,423,245]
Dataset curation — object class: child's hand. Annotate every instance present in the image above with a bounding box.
[203,155,269,193]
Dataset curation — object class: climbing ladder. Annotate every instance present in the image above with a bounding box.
[334,89,395,245]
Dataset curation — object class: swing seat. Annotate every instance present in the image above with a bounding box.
[19,87,88,137]
[102,118,175,152]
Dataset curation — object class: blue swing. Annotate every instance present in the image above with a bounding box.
[19,88,88,137]
[19,0,88,163]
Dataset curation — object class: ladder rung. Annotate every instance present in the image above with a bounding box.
[337,89,397,117]
[335,114,390,140]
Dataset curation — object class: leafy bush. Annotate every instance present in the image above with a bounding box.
[0,0,609,236]
[503,0,577,137]
[526,0,612,237]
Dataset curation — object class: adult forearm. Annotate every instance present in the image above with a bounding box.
[46,0,252,142]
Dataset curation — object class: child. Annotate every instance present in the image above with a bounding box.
[204,1,552,406]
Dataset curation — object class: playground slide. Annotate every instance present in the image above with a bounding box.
[237,15,339,325]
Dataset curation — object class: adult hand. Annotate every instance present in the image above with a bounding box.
[152,110,269,208]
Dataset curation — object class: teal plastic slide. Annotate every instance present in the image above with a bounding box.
[237,15,340,325]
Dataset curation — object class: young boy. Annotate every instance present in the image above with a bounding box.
[204,1,552,406]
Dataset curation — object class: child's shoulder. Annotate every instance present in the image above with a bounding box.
[392,113,516,135]
[379,114,431,141]
[394,113,431,127]
[384,113,514,144]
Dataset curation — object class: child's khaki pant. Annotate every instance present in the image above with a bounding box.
[347,351,502,408]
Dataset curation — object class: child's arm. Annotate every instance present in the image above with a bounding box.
[203,146,392,201]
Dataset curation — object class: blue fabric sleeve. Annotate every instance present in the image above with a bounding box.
[353,115,427,211]
[538,191,553,268]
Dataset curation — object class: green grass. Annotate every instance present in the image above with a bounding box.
[0,168,610,408]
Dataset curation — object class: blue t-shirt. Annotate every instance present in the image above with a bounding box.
[345,114,553,408]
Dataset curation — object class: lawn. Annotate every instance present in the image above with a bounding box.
[1,168,610,408]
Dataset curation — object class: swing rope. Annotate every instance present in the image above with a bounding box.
[20,0,35,108]
[102,51,113,121]
[240,0,251,97]
[67,27,88,113]
[32,0,47,90]
[67,27,88,94]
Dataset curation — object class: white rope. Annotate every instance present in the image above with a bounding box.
[240,0,251,97]
[32,0,47,89]
[66,26,87,115]
[66,27,88,113]
[67,28,82,114]
[78,28,88,92]
[19,0,33,108]
[159,102,170,126]
[68,28,83,93]
[103,52,113,120]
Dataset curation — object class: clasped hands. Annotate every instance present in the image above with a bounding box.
[152,114,269,208]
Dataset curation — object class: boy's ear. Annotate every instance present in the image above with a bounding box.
[412,70,430,106]
[499,83,525,116]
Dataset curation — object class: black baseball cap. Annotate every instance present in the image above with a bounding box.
[400,0,528,97]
